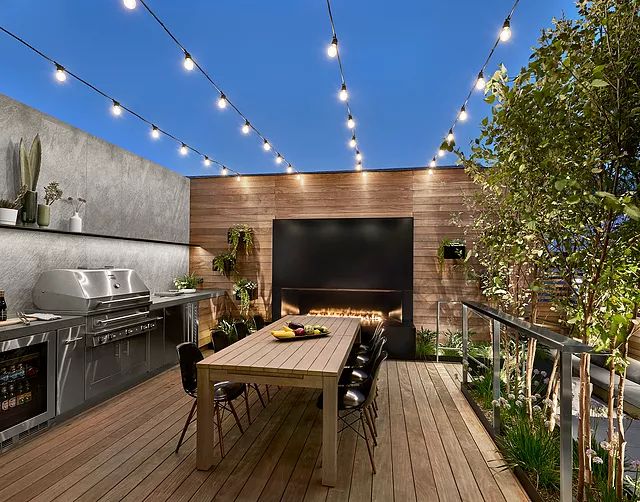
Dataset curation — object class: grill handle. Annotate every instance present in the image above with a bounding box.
[95,311,148,326]
[97,295,150,307]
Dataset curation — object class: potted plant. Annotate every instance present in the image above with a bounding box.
[437,238,466,271]
[227,224,254,256]
[212,251,237,279]
[173,272,204,293]
[19,135,41,225]
[37,181,63,228]
[66,196,86,232]
[0,186,27,226]
[233,278,257,316]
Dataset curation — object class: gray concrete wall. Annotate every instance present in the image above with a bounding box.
[0,94,190,316]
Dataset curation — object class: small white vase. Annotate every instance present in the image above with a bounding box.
[0,208,18,226]
[69,211,83,233]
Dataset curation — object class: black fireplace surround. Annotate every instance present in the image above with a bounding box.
[272,217,415,358]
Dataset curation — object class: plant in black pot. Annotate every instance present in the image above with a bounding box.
[233,278,257,317]
[19,135,41,225]
[437,238,466,271]
[212,251,237,279]
[227,224,254,256]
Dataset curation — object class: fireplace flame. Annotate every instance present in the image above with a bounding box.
[307,308,384,323]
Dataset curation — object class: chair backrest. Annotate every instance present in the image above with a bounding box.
[253,314,265,330]
[234,321,250,340]
[364,337,385,373]
[363,350,387,407]
[176,342,203,396]
[212,329,232,352]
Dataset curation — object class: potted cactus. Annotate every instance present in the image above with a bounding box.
[0,186,27,226]
[19,135,41,225]
[38,181,63,227]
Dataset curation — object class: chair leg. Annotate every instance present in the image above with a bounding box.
[244,386,252,424]
[175,400,196,454]
[253,384,266,408]
[367,406,378,437]
[360,411,376,474]
[214,402,224,458]
[364,407,377,445]
[228,398,243,434]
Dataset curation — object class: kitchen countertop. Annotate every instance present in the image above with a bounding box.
[149,289,226,310]
[0,315,84,342]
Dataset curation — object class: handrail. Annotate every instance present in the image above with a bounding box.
[462,300,592,353]
[461,301,589,502]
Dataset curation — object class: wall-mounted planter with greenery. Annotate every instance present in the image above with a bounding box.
[212,251,237,279]
[227,224,254,256]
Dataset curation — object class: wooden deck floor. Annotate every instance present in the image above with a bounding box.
[0,361,528,502]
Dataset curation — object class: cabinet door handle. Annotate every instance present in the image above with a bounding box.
[64,337,84,345]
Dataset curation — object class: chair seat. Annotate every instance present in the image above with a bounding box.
[213,381,245,401]
[316,388,366,410]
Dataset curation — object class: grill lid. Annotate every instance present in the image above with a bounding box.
[33,268,150,314]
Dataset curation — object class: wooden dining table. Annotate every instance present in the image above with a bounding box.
[195,315,361,486]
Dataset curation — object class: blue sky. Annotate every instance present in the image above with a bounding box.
[0,1,577,176]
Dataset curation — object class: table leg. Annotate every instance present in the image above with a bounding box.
[322,376,338,486]
[196,365,214,470]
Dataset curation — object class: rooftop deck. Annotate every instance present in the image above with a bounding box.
[0,361,528,502]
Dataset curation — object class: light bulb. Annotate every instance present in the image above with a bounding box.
[500,19,512,42]
[236,174,241,182]
[327,35,338,58]
[459,106,468,122]
[263,140,271,151]
[297,174,302,181]
[287,164,293,174]
[217,93,228,109]
[241,121,250,134]
[151,125,160,139]
[275,154,283,164]
[183,52,194,71]
[349,136,357,148]
[221,166,228,176]
[438,148,445,157]
[203,156,211,167]
[179,143,188,156]
[339,84,348,102]
[111,100,122,116]
[54,64,67,82]
[355,162,362,171]
[362,171,367,177]
[123,0,137,9]
[428,168,434,175]
[475,71,486,90]
[347,115,355,129]
[447,129,455,144]
[356,151,362,162]
[429,158,436,168]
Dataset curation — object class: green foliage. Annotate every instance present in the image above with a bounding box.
[173,273,203,290]
[19,135,41,191]
[228,224,254,256]
[415,327,437,358]
[43,181,63,206]
[215,319,238,343]
[0,185,27,210]
[212,251,237,279]
[233,278,257,316]
[437,238,466,270]
[470,367,495,411]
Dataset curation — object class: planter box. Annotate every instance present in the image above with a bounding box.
[443,243,466,260]
[235,289,258,301]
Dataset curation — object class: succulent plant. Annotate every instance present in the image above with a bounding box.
[19,135,41,191]
[0,185,28,210]
[43,181,63,205]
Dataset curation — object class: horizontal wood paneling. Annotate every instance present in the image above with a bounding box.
[190,168,482,344]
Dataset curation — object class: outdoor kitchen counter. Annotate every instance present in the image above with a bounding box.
[149,289,226,310]
[0,315,84,342]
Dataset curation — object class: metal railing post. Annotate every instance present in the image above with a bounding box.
[492,319,501,433]
[559,351,573,502]
[462,304,468,384]
[436,301,440,363]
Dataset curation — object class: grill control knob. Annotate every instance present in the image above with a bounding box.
[109,333,117,340]
[98,336,107,344]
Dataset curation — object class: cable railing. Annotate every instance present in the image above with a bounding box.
[460,301,591,502]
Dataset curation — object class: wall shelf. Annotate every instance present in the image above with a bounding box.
[0,223,196,247]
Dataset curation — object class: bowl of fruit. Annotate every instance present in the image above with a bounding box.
[271,322,331,341]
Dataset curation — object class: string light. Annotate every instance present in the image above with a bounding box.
[217,93,228,109]
[355,151,362,162]
[287,164,293,174]
[327,35,338,58]
[183,52,195,71]
[275,154,283,164]
[347,115,355,129]
[241,120,250,134]
[355,162,362,171]
[236,174,241,181]
[263,140,272,151]
[111,100,122,116]
[339,83,348,102]
[54,63,67,82]
[123,0,137,9]
[447,129,455,144]
[475,71,486,91]
[430,158,436,168]
[151,125,160,139]
[459,106,468,122]
[221,166,228,176]
[349,135,357,148]
[297,173,302,181]
[428,168,434,175]
[500,18,512,42]
[438,148,445,157]
[179,143,188,156]
[203,156,211,167]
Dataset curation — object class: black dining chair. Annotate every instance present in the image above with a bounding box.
[175,342,249,457]
[234,321,251,340]
[211,329,267,408]
[252,314,266,330]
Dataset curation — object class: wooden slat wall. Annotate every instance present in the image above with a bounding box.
[190,168,482,345]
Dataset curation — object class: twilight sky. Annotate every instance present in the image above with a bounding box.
[0,0,577,176]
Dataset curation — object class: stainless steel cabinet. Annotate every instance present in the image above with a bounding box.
[56,325,85,415]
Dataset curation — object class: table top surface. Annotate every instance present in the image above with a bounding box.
[198,315,361,377]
